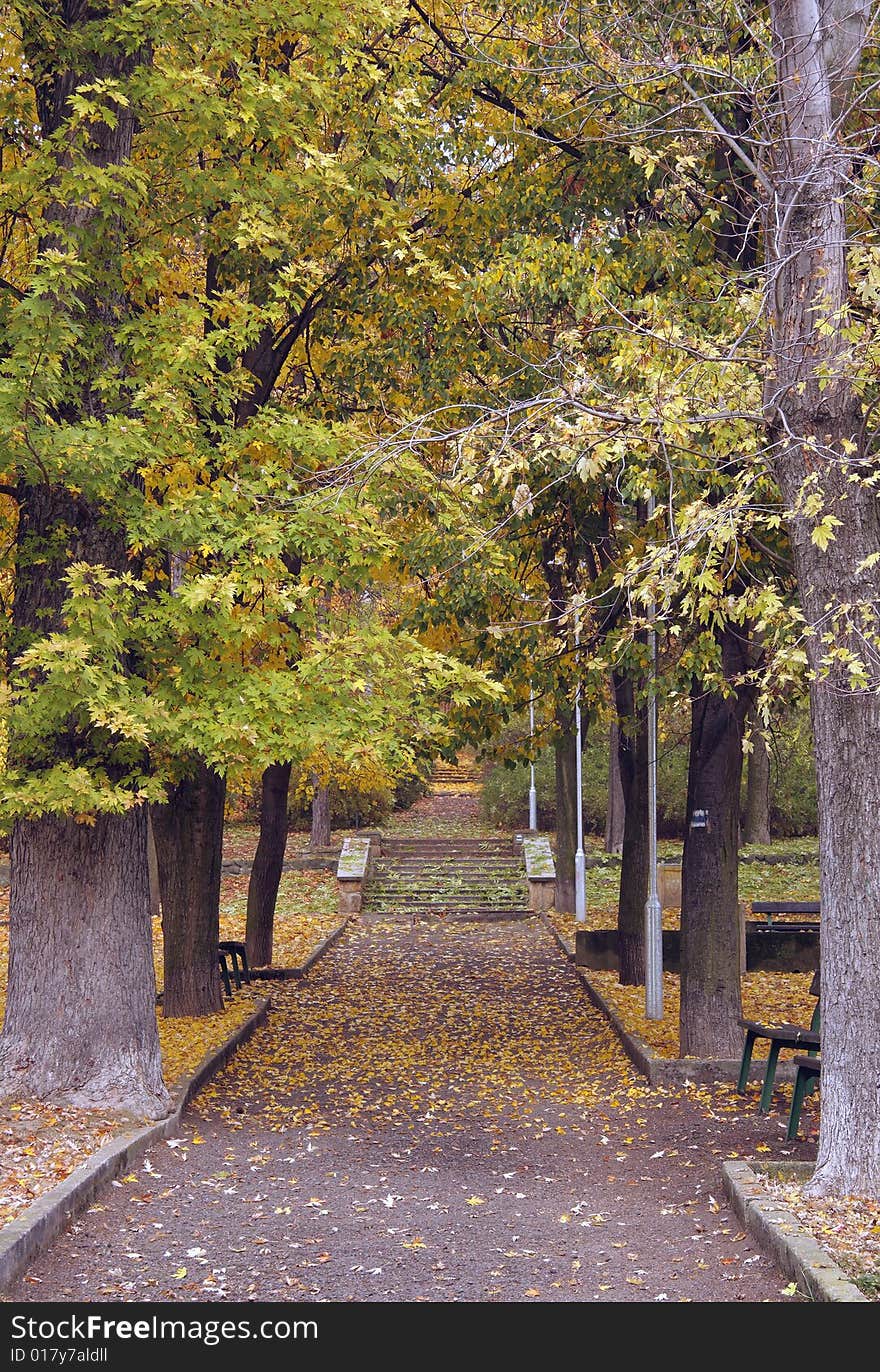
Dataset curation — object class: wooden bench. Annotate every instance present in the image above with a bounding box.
[787,1055,821,1140]
[750,900,819,931]
[737,970,820,1112]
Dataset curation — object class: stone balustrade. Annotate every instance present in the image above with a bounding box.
[522,835,556,913]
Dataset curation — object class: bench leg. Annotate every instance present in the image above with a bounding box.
[737,1031,757,1094]
[218,953,232,999]
[759,1041,783,1114]
[229,951,242,990]
[787,1067,818,1141]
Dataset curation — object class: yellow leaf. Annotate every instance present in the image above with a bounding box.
[465,1196,485,1206]
[173,1267,187,1279]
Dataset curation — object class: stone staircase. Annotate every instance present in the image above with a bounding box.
[363,837,531,923]
[429,758,484,790]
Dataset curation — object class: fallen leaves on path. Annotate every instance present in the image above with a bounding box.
[201,919,640,1138]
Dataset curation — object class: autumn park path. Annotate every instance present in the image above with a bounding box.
[6,796,796,1303]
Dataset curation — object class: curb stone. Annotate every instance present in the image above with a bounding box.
[0,996,270,1294]
[722,1160,869,1302]
[250,913,354,981]
[539,911,575,960]
[571,957,798,1089]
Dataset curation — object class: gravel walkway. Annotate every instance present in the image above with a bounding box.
[6,913,806,1303]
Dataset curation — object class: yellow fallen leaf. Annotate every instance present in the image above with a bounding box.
[173,1267,187,1279]
[465,1196,485,1206]
[191,1135,206,1145]
[122,1174,138,1183]
[524,1288,540,1297]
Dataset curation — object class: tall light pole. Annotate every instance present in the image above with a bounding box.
[574,608,586,924]
[528,685,538,831]
[644,493,663,1018]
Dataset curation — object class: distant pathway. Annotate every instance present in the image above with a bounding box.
[6,793,801,1303]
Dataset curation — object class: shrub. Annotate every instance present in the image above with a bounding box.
[480,701,817,838]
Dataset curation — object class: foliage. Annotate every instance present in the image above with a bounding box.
[481,702,818,838]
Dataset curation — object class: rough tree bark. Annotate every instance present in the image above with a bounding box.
[152,764,226,1018]
[742,717,772,846]
[763,0,880,1196]
[245,761,292,968]
[310,780,332,849]
[0,10,168,1116]
[604,717,625,854]
[612,671,648,985]
[679,624,752,1057]
[0,811,168,1117]
[554,716,579,913]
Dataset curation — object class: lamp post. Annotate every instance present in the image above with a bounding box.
[574,609,586,924]
[528,686,538,831]
[644,492,663,1018]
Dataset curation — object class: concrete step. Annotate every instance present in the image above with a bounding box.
[363,907,533,923]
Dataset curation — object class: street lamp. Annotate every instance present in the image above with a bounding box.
[529,685,538,831]
[574,609,586,924]
[644,492,663,1018]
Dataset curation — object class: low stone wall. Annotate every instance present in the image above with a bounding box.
[336,835,375,916]
[522,836,556,913]
[576,923,819,973]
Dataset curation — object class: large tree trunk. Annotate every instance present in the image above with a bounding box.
[147,811,161,920]
[604,717,625,854]
[245,761,292,968]
[679,626,751,1057]
[310,779,331,849]
[613,672,648,985]
[0,811,169,1118]
[152,764,226,1018]
[0,17,166,1113]
[764,0,880,1197]
[742,718,772,846]
[554,715,579,913]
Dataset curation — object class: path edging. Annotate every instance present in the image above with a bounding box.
[572,960,797,1088]
[540,911,575,961]
[251,914,353,981]
[0,996,270,1294]
[722,1160,869,1302]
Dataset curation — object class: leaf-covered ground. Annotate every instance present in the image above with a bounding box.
[583,969,817,1065]
[5,914,805,1302]
[0,857,341,1230]
[2,797,875,1300]
[755,1175,880,1298]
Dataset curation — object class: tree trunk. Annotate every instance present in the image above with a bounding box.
[679,625,751,1058]
[245,761,292,968]
[310,779,331,849]
[0,810,169,1118]
[554,715,579,913]
[0,4,168,1115]
[742,718,772,846]
[604,718,625,854]
[152,764,226,1018]
[613,672,648,985]
[147,811,161,920]
[763,0,880,1196]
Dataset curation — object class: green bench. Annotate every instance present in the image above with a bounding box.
[737,970,820,1113]
[787,1055,821,1140]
